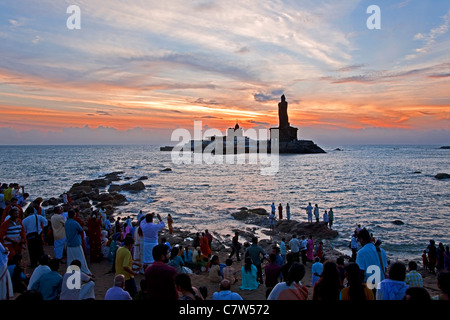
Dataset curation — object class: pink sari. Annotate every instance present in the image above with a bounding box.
[307,239,314,261]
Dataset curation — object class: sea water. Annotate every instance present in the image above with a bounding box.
[0,144,448,261]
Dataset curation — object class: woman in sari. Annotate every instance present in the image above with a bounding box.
[199,233,212,258]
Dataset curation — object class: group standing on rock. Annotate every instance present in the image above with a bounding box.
[269,202,335,230]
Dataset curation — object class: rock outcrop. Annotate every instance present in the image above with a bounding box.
[435,173,450,179]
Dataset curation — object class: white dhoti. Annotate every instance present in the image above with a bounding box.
[67,245,92,275]
[143,240,158,265]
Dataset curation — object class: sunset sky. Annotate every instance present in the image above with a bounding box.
[0,0,449,145]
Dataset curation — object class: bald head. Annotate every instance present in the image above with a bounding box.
[220,279,231,291]
[114,274,125,288]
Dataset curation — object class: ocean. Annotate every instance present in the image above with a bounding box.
[0,144,448,262]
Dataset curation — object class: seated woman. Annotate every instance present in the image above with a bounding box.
[168,246,185,273]
[239,257,259,290]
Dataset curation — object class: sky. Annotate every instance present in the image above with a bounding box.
[0,0,449,145]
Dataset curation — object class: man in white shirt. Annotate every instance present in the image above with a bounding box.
[140,213,165,269]
[289,235,300,263]
[22,206,48,267]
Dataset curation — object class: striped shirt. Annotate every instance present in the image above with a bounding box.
[4,221,24,244]
[405,270,423,287]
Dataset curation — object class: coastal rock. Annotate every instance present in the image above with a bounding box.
[121,181,145,192]
[434,173,450,179]
[161,168,172,172]
[392,220,405,225]
[102,171,124,181]
[137,176,148,181]
[108,184,122,193]
[439,146,450,149]
[231,208,268,221]
[272,220,338,240]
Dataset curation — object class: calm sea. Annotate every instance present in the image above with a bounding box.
[0,144,448,261]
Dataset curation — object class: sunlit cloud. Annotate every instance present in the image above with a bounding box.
[0,0,449,144]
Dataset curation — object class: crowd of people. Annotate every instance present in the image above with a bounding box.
[1,181,449,301]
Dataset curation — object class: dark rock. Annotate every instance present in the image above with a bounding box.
[96,193,114,202]
[108,184,122,193]
[103,171,124,181]
[440,146,450,149]
[272,220,338,239]
[137,176,148,181]
[414,171,421,174]
[121,181,145,192]
[435,173,450,179]
[161,168,172,172]
[392,220,404,225]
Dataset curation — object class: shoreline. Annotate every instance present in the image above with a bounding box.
[4,173,444,300]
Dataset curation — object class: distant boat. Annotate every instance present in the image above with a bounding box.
[160,146,174,151]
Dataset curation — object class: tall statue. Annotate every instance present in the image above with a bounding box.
[278,94,289,128]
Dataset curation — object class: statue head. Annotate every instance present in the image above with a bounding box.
[281,94,286,102]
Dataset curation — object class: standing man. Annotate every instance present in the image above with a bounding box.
[323,210,329,227]
[356,229,387,288]
[286,203,291,221]
[245,237,266,284]
[300,235,308,265]
[278,203,283,220]
[289,235,300,263]
[22,206,48,268]
[328,208,334,229]
[305,203,313,223]
[140,213,165,269]
[115,236,140,298]
[51,207,66,263]
[65,210,92,276]
[314,204,320,222]
[271,202,276,215]
[229,232,241,262]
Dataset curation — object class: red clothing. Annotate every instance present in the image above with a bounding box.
[278,205,283,220]
[145,261,178,300]
[1,205,24,223]
[264,262,281,288]
[200,236,212,257]
[0,218,27,260]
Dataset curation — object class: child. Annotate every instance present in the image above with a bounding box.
[422,250,429,272]
[222,258,238,284]
[208,255,221,283]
